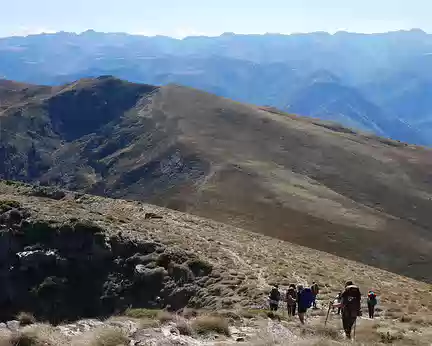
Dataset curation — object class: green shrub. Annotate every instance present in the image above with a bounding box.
[0,200,21,213]
[124,308,161,319]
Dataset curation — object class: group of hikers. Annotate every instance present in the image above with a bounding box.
[268,281,378,340]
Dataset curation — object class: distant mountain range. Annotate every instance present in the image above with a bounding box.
[1,29,432,145]
[1,77,432,282]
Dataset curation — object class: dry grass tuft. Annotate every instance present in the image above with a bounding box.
[16,312,36,326]
[10,324,67,346]
[238,309,269,319]
[137,318,160,329]
[300,324,342,341]
[73,326,129,346]
[181,308,199,319]
[175,318,193,336]
[191,315,231,336]
[157,311,175,323]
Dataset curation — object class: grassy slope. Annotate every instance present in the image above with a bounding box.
[0,78,431,283]
[1,181,431,345]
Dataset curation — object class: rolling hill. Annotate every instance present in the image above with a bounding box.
[0,77,432,283]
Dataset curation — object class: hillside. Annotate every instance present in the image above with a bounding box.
[1,30,432,145]
[0,77,432,284]
[1,180,432,345]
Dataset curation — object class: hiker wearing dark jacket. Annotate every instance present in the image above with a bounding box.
[311,282,320,309]
[367,290,378,319]
[297,284,314,324]
[268,285,281,311]
[286,284,297,316]
[340,281,361,339]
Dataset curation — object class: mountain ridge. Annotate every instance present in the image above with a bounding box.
[1,77,432,283]
[1,30,432,145]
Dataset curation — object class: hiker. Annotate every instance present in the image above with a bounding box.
[268,285,281,311]
[297,284,314,324]
[311,281,320,309]
[340,281,361,339]
[286,284,297,316]
[335,291,342,314]
[367,290,378,319]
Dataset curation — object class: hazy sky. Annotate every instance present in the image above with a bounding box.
[2,0,430,38]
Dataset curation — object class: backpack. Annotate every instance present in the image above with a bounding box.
[299,287,314,308]
[286,289,296,305]
[342,285,361,315]
[368,292,377,306]
[270,287,281,301]
[311,283,319,295]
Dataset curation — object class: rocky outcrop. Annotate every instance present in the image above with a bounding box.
[0,200,214,323]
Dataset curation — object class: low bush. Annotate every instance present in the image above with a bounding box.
[157,311,175,323]
[17,312,36,326]
[175,318,193,336]
[9,324,66,346]
[29,187,66,200]
[0,200,21,213]
[238,309,268,319]
[88,327,129,346]
[124,308,161,319]
[73,326,129,346]
[191,315,230,336]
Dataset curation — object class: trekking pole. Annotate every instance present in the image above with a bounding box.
[324,301,332,326]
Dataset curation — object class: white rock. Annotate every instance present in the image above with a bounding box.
[6,320,20,331]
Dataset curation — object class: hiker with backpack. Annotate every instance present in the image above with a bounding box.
[311,281,320,309]
[268,285,281,311]
[367,290,378,319]
[340,281,362,339]
[297,284,314,324]
[335,291,342,314]
[286,284,297,316]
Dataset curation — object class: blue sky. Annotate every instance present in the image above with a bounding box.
[2,0,430,37]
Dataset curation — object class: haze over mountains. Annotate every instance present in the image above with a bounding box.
[1,29,432,145]
[1,77,432,283]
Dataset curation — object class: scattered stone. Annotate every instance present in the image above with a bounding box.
[145,213,163,220]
